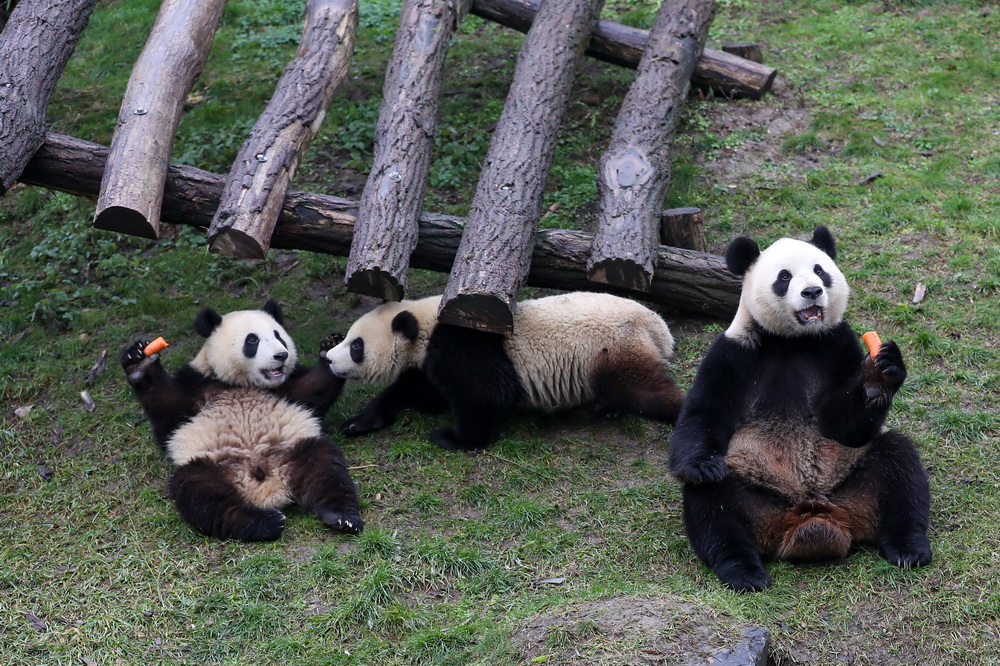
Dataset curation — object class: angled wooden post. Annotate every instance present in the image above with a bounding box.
[344,0,473,301]
[438,0,605,334]
[0,0,98,196]
[93,0,226,239]
[588,0,716,291]
[208,0,359,259]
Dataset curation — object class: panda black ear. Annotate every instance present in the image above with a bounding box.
[810,226,837,260]
[263,299,285,325]
[391,310,419,342]
[725,236,761,276]
[194,308,222,338]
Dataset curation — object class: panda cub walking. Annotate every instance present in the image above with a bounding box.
[325,292,685,451]
[670,226,931,591]
[121,300,363,541]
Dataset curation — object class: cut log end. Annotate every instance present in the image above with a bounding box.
[208,229,267,259]
[660,207,707,252]
[346,269,406,302]
[93,206,159,240]
[438,294,514,335]
[588,259,652,292]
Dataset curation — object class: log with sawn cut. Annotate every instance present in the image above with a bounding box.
[208,0,358,259]
[588,0,715,291]
[469,0,775,99]
[660,206,706,252]
[344,0,472,301]
[438,0,605,334]
[21,133,741,318]
[92,0,226,239]
[0,0,98,196]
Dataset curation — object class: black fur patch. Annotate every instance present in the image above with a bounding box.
[195,308,223,337]
[814,264,832,288]
[263,299,285,325]
[809,226,837,259]
[772,269,792,297]
[725,236,761,276]
[391,310,420,341]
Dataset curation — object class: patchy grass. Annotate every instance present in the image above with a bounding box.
[2,0,998,664]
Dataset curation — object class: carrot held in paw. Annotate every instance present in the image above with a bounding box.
[143,337,169,356]
[862,331,882,360]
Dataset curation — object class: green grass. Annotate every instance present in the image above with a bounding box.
[2,0,999,664]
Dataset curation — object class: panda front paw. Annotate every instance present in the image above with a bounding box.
[120,340,151,370]
[429,428,484,452]
[341,412,387,437]
[319,333,345,361]
[671,455,727,484]
[240,508,286,542]
[873,340,907,390]
[881,536,931,569]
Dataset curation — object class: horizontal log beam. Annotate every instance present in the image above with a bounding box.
[19,133,740,319]
[469,0,776,99]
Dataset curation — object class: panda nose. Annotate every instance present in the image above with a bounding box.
[801,286,823,300]
[273,351,289,362]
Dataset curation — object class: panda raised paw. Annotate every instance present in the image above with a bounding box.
[120,340,151,369]
[319,333,345,360]
[872,340,907,390]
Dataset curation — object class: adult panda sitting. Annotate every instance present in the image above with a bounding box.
[121,300,363,541]
[670,226,931,591]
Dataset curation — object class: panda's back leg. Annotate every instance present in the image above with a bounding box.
[287,437,364,534]
[682,476,781,592]
[591,349,685,424]
[169,458,285,541]
[831,430,931,568]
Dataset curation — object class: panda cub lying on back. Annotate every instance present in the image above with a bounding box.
[121,300,363,541]
[670,226,931,591]
[325,292,685,451]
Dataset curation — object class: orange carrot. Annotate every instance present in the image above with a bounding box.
[143,337,169,356]
[862,331,882,360]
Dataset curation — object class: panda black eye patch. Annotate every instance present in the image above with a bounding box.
[274,330,288,349]
[243,333,259,358]
[813,264,832,287]
[350,338,364,364]
[772,269,792,297]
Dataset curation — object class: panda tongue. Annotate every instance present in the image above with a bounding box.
[798,305,822,322]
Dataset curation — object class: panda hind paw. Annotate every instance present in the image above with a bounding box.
[883,542,931,569]
[317,509,364,535]
[429,428,484,452]
[717,564,771,593]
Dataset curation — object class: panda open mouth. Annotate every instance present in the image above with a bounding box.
[262,368,285,380]
[796,305,824,324]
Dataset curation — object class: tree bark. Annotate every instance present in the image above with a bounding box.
[659,206,707,252]
[0,0,98,195]
[469,0,775,99]
[439,0,605,334]
[92,0,226,239]
[588,0,715,292]
[20,133,740,318]
[208,0,358,259]
[345,0,472,301]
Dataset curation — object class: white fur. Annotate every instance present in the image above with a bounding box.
[190,309,297,389]
[326,292,675,410]
[726,237,849,344]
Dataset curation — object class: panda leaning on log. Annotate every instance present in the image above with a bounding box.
[121,300,363,542]
[324,292,686,451]
[669,226,931,591]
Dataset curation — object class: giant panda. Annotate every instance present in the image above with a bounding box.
[324,292,685,451]
[121,300,364,541]
[669,226,931,591]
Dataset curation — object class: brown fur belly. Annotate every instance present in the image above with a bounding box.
[726,420,872,562]
[725,419,869,502]
[166,388,322,509]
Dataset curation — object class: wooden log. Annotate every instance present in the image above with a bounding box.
[208,0,358,259]
[439,0,605,334]
[0,0,98,196]
[92,0,226,239]
[469,0,775,99]
[20,133,741,318]
[345,0,472,301]
[660,206,707,252]
[588,0,715,292]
